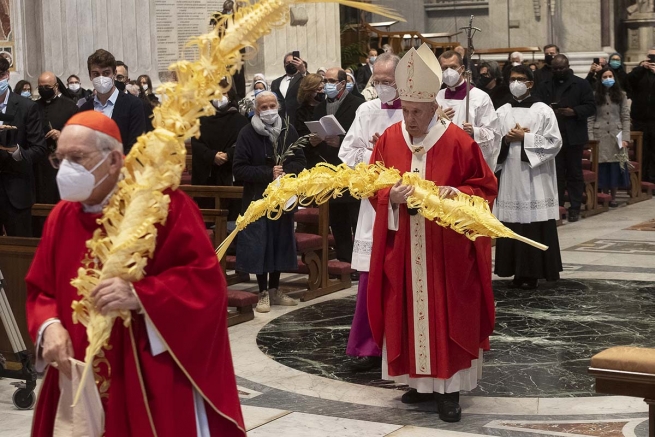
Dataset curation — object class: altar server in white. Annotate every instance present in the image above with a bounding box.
[338,52,405,372]
[494,64,563,290]
[437,50,501,172]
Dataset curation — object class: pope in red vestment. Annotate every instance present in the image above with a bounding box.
[366,44,498,422]
[25,111,245,436]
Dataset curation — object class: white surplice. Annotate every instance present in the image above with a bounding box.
[494,100,562,223]
[338,99,404,272]
[437,85,501,172]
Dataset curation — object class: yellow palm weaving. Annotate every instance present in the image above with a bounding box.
[216,163,547,261]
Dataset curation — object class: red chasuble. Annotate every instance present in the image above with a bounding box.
[26,190,246,437]
[367,121,498,380]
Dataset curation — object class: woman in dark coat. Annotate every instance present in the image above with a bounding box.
[233,91,306,313]
[294,73,324,168]
[191,87,249,212]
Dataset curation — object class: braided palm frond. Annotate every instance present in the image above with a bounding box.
[216,163,546,260]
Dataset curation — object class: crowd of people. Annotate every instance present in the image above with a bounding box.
[2,23,655,428]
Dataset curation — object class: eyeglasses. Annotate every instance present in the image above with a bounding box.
[323,78,342,84]
[509,78,530,83]
[372,80,395,87]
[49,150,105,169]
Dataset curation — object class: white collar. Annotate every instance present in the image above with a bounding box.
[401,116,449,156]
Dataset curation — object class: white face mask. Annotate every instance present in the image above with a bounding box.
[512,62,521,67]
[68,83,81,91]
[509,80,529,98]
[259,109,279,125]
[92,76,114,94]
[56,153,110,202]
[212,96,229,109]
[374,84,397,104]
[442,67,462,87]
[141,84,149,90]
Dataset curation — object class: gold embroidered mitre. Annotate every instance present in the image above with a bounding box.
[396,43,443,102]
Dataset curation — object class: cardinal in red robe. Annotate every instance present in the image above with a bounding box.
[367,44,498,423]
[25,111,246,436]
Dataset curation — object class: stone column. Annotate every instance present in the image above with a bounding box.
[624,7,655,69]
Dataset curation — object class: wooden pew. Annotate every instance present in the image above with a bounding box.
[627,131,654,204]
[590,346,655,437]
[178,185,248,286]
[581,140,609,218]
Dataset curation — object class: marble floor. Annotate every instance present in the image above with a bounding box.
[1,198,655,436]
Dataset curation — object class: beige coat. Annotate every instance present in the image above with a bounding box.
[588,93,630,163]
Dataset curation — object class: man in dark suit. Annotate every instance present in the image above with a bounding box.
[0,58,48,236]
[270,52,306,125]
[309,67,365,268]
[79,49,146,154]
[533,54,596,222]
[533,44,559,86]
[356,49,377,91]
[114,60,154,133]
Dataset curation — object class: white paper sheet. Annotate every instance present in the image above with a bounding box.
[54,358,104,437]
[617,131,623,149]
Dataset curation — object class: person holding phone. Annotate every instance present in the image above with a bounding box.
[270,51,307,125]
[628,48,655,184]
[585,56,606,87]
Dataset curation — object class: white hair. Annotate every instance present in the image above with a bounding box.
[95,130,124,154]
[254,90,278,109]
[511,51,524,62]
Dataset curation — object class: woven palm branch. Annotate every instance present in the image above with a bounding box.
[216,163,547,260]
[70,0,403,407]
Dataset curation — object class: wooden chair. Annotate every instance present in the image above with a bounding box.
[627,131,654,203]
[580,140,609,217]
[590,346,655,437]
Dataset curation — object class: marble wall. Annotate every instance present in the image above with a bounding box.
[11,0,340,89]
[370,0,425,33]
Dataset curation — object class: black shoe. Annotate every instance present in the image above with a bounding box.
[436,392,461,422]
[348,356,382,372]
[507,277,525,288]
[609,201,619,208]
[522,278,538,290]
[568,209,580,222]
[401,389,435,404]
[350,272,360,282]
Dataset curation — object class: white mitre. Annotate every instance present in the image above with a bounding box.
[395,43,443,103]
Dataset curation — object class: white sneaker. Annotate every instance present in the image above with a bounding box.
[255,291,271,313]
[269,288,298,306]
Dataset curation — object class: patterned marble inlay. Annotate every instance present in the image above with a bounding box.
[627,219,655,231]
[485,418,648,437]
[567,239,655,254]
[257,279,655,397]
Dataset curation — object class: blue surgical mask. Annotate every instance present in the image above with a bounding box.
[602,78,615,88]
[346,82,354,92]
[324,83,340,99]
[369,56,377,64]
[254,89,264,97]
[0,79,9,95]
[21,90,31,98]
[609,60,621,69]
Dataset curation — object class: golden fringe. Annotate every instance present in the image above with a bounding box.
[216,163,547,260]
[70,0,402,407]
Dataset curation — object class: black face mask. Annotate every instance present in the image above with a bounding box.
[114,80,126,92]
[544,54,554,65]
[477,76,493,89]
[38,86,56,101]
[314,92,325,103]
[284,63,297,76]
[552,69,570,81]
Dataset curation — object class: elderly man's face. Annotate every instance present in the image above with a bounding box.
[38,74,58,93]
[55,125,123,204]
[372,61,395,86]
[255,94,278,114]
[402,100,438,138]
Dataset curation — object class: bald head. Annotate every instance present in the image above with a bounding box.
[38,71,57,87]
[552,54,569,68]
